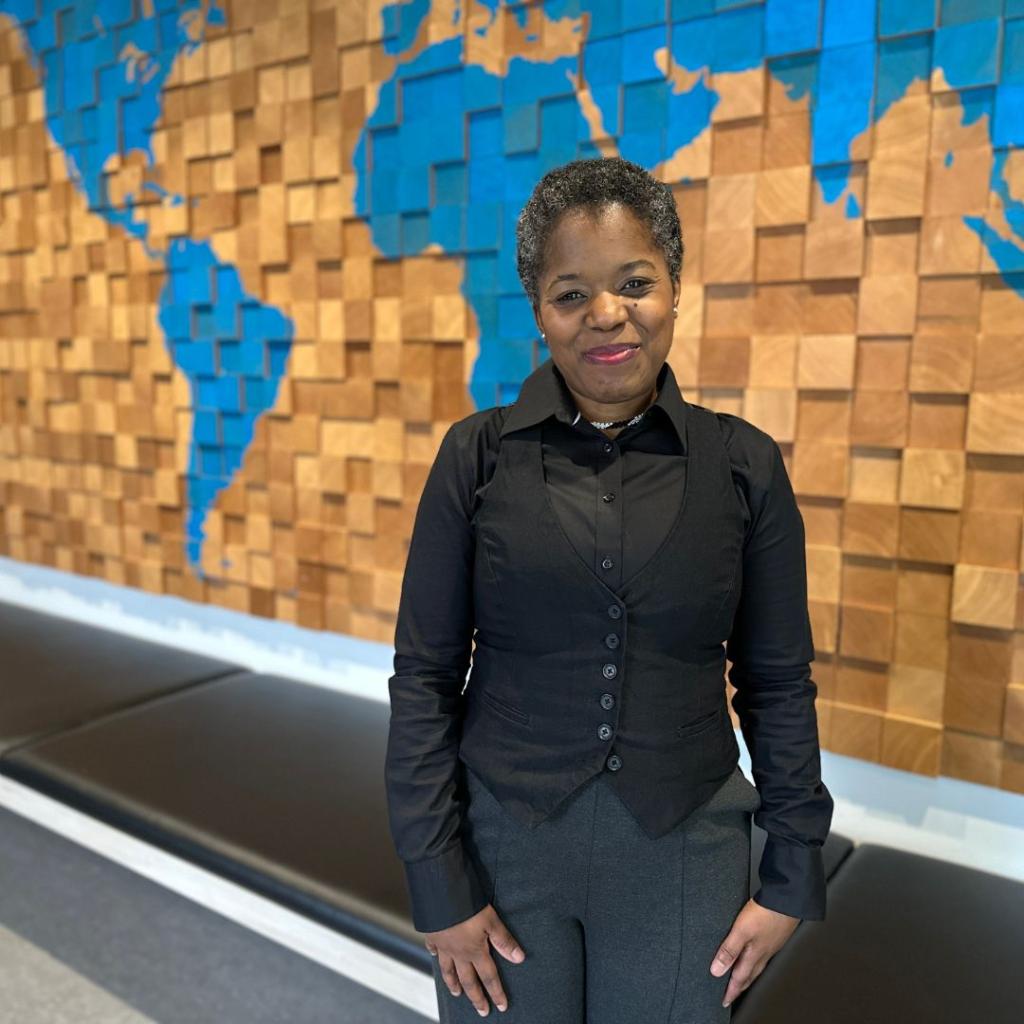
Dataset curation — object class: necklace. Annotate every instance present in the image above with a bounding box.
[571,405,650,430]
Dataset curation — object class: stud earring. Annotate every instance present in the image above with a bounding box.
[672,306,678,317]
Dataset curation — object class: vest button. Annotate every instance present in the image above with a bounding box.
[602,663,617,679]
[600,692,615,709]
[602,492,616,503]
[606,754,622,771]
[607,605,622,620]
[604,632,619,648]
[601,557,614,570]
[598,723,613,740]
[603,441,614,453]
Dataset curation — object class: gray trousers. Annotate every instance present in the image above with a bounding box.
[431,762,762,1023]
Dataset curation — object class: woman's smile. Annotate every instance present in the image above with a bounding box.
[583,343,640,365]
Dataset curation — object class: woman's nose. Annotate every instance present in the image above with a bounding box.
[586,292,629,328]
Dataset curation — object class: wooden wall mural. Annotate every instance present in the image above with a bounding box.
[0,1,1021,795]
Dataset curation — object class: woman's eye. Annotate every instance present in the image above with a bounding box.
[555,280,651,304]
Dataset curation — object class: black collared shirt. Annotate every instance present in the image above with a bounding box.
[387,358,833,931]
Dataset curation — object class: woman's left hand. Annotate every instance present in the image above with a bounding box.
[709,899,800,1008]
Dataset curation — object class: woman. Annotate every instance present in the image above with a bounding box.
[385,157,833,1022]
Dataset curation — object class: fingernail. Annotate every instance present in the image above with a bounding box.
[477,1008,488,1017]
[513,949,524,962]
[497,1003,507,1012]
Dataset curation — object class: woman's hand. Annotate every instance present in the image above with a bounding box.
[709,899,800,1008]
[425,904,526,1016]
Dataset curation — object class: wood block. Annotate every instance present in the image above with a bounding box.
[975,335,1024,392]
[703,284,753,337]
[959,510,1023,570]
[917,275,981,332]
[711,118,763,176]
[1005,686,1024,744]
[888,659,942,724]
[857,275,918,335]
[951,564,1018,630]
[842,502,900,558]
[710,67,764,122]
[797,334,856,390]
[967,392,1024,456]
[839,602,897,667]
[755,166,811,227]
[807,543,842,605]
[856,338,911,390]
[899,447,966,509]
[762,110,810,169]
[804,217,864,279]
[945,628,1012,736]
[799,392,851,443]
[741,387,797,441]
[893,613,950,679]
[792,440,849,498]
[865,217,920,275]
[918,215,982,275]
[828,703,883,761]
[851,389,909,448]
[835,658,891,709]
[753,282,804,333]
[913,333,974,393]
[880,718,942,775]
[706,172,756,230]
[898,507,961,565]
[907,394,968,450]
[749,334,798,387]
[866,156,927,218]
[842,557,898,610]
[697,336,748,388]
[755,226,805,281]
[941,731,1002,787]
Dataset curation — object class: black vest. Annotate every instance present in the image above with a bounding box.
[458,398,747,839]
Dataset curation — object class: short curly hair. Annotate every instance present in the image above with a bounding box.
[515,156,684,312]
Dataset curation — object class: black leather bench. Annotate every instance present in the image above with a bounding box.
[732,842,1024,1023]
[0,602,242,755]
[0,670,425,971]
[3,601,1019,1022]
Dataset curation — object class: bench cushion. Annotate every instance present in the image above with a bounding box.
[0,603,241,755]
[733,842,1024,1023]
[0,671,429,972]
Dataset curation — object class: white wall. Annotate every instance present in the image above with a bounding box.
[2,554,1022,885]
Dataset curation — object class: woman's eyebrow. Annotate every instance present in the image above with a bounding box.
[548,259,658,287]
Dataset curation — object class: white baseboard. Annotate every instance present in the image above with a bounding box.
[0,775,438,1022]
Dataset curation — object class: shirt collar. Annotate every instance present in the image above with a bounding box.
[499,356,689,451]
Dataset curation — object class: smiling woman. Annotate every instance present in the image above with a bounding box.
[515,159,683,436]
[385,156,832,1024]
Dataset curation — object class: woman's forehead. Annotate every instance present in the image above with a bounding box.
[543,211,663,270]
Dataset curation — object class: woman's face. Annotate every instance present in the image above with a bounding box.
[533,201,679,416]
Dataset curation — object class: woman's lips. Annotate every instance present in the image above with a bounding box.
[583,344,640,365]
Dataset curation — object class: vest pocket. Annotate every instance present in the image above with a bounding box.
[480,688,531,727]
[675,706,721,737]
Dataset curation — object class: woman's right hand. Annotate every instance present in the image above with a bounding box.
[425,904,526,1016]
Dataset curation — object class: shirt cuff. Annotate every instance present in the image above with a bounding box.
[402,841,490,934]
[752,834,828,921]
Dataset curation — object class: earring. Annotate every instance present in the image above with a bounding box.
[672,306,678,317]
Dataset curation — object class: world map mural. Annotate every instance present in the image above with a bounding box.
[0,2,1022,786]
[4,0,1022,570]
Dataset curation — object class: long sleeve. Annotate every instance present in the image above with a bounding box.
[725,433,834,922]
[385,422,488,934]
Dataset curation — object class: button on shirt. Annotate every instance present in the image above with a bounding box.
[386,358,834,930]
